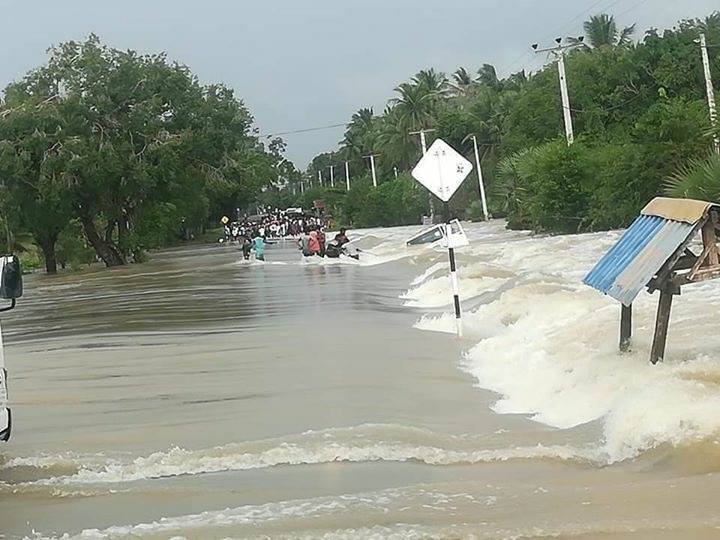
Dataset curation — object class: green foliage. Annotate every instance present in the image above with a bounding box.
[665,153,720,201]
[0,35,288,272]
[302,10,720,235]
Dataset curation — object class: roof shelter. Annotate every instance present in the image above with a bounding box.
[584,197,720,364]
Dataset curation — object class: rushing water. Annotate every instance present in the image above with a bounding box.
[2,222,720,539]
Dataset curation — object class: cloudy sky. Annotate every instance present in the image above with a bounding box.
[0,0,716,167]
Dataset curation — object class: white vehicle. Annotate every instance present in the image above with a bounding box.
[0,255,23,442]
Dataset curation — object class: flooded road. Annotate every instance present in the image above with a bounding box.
[2,223,720,539]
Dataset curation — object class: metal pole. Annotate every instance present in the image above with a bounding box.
[556,50,574,145]
[415,129,435,223]
[369,155,378,187]
[700,34,720,154]
[419,130,428,154]
[471,135,490,221]
[329,165,335,187]
[446,222,463,338]
[345,161,350,191]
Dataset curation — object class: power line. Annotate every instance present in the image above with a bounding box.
[263,122,348,138]
[615,0,650,20]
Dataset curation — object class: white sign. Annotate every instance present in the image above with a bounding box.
[411,139,473,202]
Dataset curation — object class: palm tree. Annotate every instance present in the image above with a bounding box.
[342,107,375,157]
[376,106,418,171]
[575,13,635,48]
[450,67,475,96]
[665,153,720,202]
[476,64,501,90]
[390,82,437,130]
[411,68,449,97]
[698,11,720,35]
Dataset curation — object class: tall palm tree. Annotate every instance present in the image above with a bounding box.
[698,11,720,35]
[412,68,449,97]
[476,64,501,90]
[376,106,418,171]
[450,67,475,96]
[575,13,635,48]
[390,82,437,130]
[342,107,375,157]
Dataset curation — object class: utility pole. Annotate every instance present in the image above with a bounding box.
[700,33,720,154]
[329,165,335,187]
[470,135,490,221]
[345,161,351,191]
[533,38,583,145]
[410,128,437,222]
[368,155,378,187]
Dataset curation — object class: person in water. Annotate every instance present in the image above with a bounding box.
[317,227,326,257]
[251,232,266,261]
[298,230,312,256]
[308,227,321,256]
[334,228,349,247]
[326,228,359,260]
[241,234,252,260]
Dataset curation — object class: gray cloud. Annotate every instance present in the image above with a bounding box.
[0,0,716,167]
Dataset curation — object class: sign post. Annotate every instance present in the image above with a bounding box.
[411,139,473,337]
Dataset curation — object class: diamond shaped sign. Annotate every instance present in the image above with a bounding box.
[411,138,473,202]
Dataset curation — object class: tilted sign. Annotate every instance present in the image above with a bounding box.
[411,138,473,202]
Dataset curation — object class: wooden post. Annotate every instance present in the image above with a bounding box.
[701,217,719,266]
[620,303,632,352]
[650,288,676,364]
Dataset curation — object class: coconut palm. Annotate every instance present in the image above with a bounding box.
[390,82,437,130]
[376,106,419,171]
[573,13,635,48]
[411,68,449,96]
[665,153,720,202]
[342,107,376,157]
[477,64,501,90]
[450,67,476,96]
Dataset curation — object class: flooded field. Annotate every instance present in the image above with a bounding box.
[2,222,720,539]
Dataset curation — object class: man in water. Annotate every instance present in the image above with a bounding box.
[241,233,252,260]
[334,228,349,247]
[298,230,312,256]
[326,228,359,260]
[251,232,266,261]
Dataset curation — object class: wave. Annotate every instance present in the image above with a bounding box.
[407,226,720,464]
[3,424,601,488]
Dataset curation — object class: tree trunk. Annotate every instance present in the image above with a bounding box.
[80,213,126,267]
[36,232,59,275]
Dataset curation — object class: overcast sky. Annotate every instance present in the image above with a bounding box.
[0,0,716,167]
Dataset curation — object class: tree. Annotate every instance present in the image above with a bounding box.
[575,13,636,48]
[0,35,283,271]
[450,67,475,96]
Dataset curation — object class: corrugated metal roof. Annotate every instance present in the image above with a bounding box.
[584,215,695,305]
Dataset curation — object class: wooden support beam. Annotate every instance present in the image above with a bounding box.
[620,303,632,352]
[701,216,719,267]
[650,287,676,364]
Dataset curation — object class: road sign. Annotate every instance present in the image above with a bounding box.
[411,138,473,202]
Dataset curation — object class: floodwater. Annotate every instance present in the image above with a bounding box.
[2,222,720,539]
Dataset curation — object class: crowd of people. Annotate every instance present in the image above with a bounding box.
[221,208,357,261]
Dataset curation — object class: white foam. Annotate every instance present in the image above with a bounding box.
[406,225,720,463]
[11,424,599,488]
